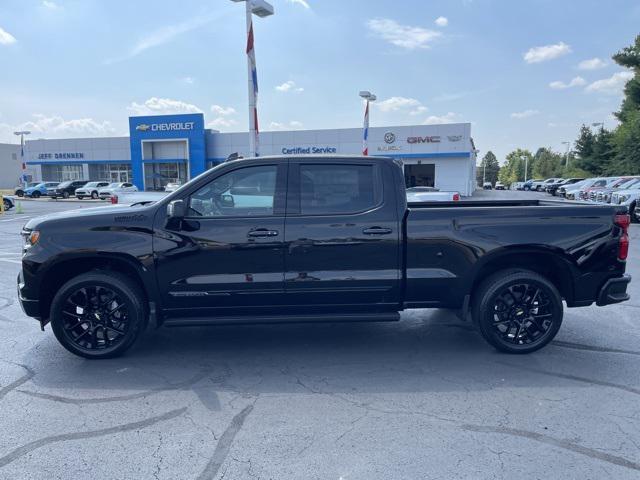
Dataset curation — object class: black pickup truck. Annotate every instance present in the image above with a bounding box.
[18,156,631,358]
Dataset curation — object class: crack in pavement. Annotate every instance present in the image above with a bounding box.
[17,368,219,404]
[0,406,187,469]
[499,362,640,397]
[0,363,35,401]
[552,340,640,357]
[196,401,256,480]
[463,424,640,472]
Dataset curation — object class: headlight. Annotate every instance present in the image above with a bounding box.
[21,229,40,249]
[619,195,630,204]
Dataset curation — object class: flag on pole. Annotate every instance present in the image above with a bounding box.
[247,20,260,155]
[21,137,25,170]
[362,101,369,156]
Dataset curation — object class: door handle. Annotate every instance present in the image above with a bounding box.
[248,228,279,238]
[362,227,393,235]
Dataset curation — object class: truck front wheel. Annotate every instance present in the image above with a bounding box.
[50,271,146,359]
[472,269,563,354]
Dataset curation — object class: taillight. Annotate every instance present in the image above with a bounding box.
[111,195,118,204]
[615,213,630,260]
[453,193,460,201]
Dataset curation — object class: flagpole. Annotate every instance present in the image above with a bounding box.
[245,1,258,157]
[359,91,376,156]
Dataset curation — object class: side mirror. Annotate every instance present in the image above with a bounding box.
[167,199,186,219]
[221,194,235,208]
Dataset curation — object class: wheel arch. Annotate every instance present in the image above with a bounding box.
[38,253,157,323]
[468,246,576,306]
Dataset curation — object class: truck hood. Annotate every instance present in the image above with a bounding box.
[24,204,150,230]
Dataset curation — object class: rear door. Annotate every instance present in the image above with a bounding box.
[283,159,401,309]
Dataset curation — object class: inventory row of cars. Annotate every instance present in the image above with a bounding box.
[14,180,138,199]
[528,176,640,222]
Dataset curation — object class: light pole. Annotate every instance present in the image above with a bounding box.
[562,141,571,167]
[14,130,31,187]
[521,154,528,183]
[231,0,274,157]
[359,91,376,155]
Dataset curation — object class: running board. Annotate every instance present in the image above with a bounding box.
[163,312,400,327]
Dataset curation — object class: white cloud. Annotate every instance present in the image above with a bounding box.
[286,0,310,9]
[127,97,203,115]
[585,71,634,95]
[434,16,448,27]
[275,80,304,93]
[375,96,422,112]
[410,105,428,115]
[510,109,540,119]
[207,118,238,130]
[367,18,441,50]
[105,13,219,64]
[422,112,459,124]
[523,42,571,64]
[268,121,304,131]
[578,57,607,70]
[181,76,195,85]
[210,104,236,116]
[9,114,116,138]
[0,27,17,45]
[42,1,61,9]
[549,76,586,89]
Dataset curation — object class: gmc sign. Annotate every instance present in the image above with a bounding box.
[407,136,441,144]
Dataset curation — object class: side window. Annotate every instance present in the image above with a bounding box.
[188,165,277,217]
[299,164,381,215]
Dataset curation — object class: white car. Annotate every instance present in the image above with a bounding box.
[494,182,505,190]
[611,182,640,219]
[98,182,138,200]
[75,181,110,199]
[406,187,460,202]
[532,178,563,192]
[164,182,182,192]
[110,191,168,205]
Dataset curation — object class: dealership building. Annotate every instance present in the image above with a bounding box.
[18,113,477,196]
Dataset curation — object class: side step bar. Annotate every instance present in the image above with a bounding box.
[163,312,401,327]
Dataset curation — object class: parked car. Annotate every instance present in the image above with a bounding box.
[522,179,543,191]
[14,182,39,197]
[164,182,182,192]
[49,180,88,199]
[2,195,15,211]
[564,178,605,200]
[110,190,168,205]
[558,178,589,198]
[596,177,640,203]
[582,177,620,201]
[407,187,460,202]
[547,178,584,196]
[532,178,563,192]
[482,182,492,190]
[75,181,110,200]
[611,181,640,221]
[23,182,60,198]
[494,182,505,190]
[510,182,524,190]
[18,155,631,359]
[98,182,138,200]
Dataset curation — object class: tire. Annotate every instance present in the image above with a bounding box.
[16,190,24,197]
[91,191,98,199]
[32,191,41,198]
[472,269,563,354]
[76,196,84,200]
[524,186,530,191]
[50,271,147,359]
[63,191,70,199]
[630,202,637,224]
[3,199,11,210]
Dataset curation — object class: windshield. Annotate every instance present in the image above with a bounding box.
[107,183,120,187]
[57,181,72,188]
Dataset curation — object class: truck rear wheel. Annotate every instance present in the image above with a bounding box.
[472,269,563,354]
[50,271,146,359]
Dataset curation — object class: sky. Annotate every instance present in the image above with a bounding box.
[0,0,639,163]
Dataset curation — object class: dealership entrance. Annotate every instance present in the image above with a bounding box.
[141,139,189,191]
[404,163,435,188]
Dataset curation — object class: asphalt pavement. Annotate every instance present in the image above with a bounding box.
[0,193,639,479]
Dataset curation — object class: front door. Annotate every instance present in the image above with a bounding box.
[154,163,288,317]
[283,160,401,310]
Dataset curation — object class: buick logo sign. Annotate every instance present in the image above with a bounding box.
[384,132,396,144]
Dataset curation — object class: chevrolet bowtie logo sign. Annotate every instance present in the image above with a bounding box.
[136,124,151,131]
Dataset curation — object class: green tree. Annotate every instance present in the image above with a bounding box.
[573,125,598,174]
[476,151,500,185]
[612,34,640,123]
[498,149,534,185]
[532,147,564,179]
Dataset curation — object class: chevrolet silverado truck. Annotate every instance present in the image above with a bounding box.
[18,155,632,358]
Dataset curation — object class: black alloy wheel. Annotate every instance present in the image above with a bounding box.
[50,271,146,358]
[473,270,562,353]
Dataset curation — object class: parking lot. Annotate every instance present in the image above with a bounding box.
[1,194,639,479]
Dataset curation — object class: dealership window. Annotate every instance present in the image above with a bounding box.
[299,164,381,215]
[41,164,84,182]
[404,163,435,188]
[143,162,188,191]
[88,163,132,183]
